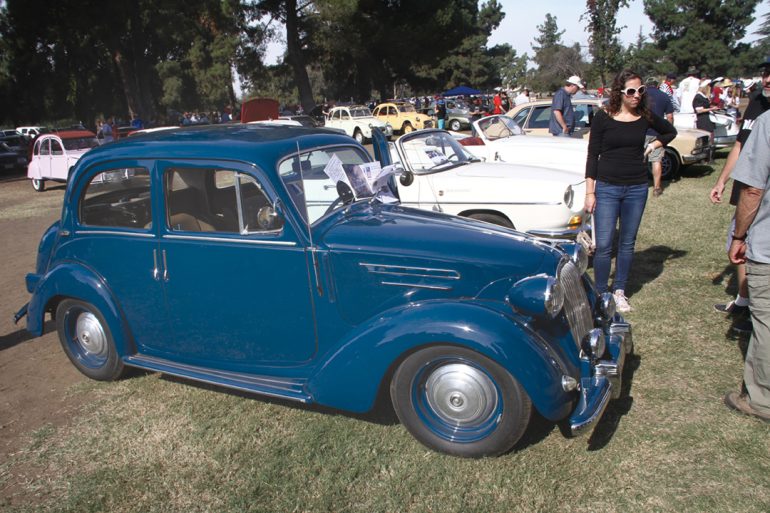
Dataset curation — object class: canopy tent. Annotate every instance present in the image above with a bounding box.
[442,86,481,96]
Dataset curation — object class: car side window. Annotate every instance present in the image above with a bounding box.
[51,140,64,156]
[341,111,350,120]
[373,107,381,116]
[511,108,530,129]
[80,168,151,229]
[165,168,281,234]
[39,139,50,156]
[388,106,397,116]
[528,107,551,129]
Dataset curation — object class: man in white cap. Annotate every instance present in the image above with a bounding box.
[549,75,583,136]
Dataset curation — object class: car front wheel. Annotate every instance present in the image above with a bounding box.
[31,178,45,192]
[353,129,365,144]
[390,345,532,457]
[467,212,514,229]
[658,149,681,181]
[449,119,462,131]
[402,122,414,134]
[56,299,127,381]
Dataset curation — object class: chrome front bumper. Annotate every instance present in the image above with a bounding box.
[569,320,633,436]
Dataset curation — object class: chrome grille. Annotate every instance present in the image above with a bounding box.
[559,260,593,348]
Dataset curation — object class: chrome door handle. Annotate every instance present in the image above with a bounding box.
[152,249,160,280]
[162,249,169,282]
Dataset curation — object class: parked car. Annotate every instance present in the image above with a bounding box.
[0,141,28,172]
[279,114,321,128]
[427,99,473,131]
[26,130,99,191]
[15,124,632,458]
[16,126,48,140]
[384,129,586,237]
[672,111,737,149]
[508,99,713,180]
[325,105,393,143]
[457,114,589,176]
[372,102,434,133]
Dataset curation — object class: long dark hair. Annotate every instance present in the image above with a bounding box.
[606,69,652,121]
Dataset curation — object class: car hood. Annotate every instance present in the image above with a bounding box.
[434,161,579,187]
[471,136,587,175]
[320,201,561,281]
[317,201,565,325]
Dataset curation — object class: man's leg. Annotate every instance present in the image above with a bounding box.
[744,261,770,415]
[652,161,663,195]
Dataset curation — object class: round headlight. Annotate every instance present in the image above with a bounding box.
[581,328,606,358]
[544,277,565,318]
[563,185,574,209]
[598,292,616,320]
[572,244,589,275]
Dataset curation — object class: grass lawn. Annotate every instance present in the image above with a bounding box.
[2,154,769,513]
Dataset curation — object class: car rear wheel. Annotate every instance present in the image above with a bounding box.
[402,122,414,134]
[467,213,513,229]
[390,345,532,457]
[31,178,45,192]
[449,119,462,131]
[56,299,127,381]
[353,129,365,144]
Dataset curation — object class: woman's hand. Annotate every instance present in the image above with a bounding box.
[585,193,596,213]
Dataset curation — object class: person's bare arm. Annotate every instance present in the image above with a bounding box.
[729,185,764,264]
[553,110,568,133]
[710,141,742,203]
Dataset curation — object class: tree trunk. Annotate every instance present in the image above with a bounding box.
[285,0,316,113]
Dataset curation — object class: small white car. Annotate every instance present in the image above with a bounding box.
[459,115,588,176]
[672,111,738,148]
[325,105,393,144]
[16,126,46,139]
[389,130,586,237]
[27,130,99,191]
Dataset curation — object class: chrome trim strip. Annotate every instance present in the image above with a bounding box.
[570,381,612,436]
[360,262,461,278]
[163,234,296,246]
[380,281,453,291]
[400,200,561,206]
[75,230,155,238]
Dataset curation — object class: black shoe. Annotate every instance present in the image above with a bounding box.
[714,301,749,316]
[731,318,753,334]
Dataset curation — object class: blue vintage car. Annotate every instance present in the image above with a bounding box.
[15,124,632,457]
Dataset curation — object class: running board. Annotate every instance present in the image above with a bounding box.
[123,354,312,403]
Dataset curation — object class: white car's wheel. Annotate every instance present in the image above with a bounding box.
[31,178,45,192]
[353,129,365,144]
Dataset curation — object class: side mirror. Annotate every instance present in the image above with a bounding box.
[399,170,414,186]
[257,205,284,230]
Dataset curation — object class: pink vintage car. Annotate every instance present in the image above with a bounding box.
[27,130,99,191]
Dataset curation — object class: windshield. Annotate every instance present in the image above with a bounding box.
[477,116,524,140]
[398,131,477,174]
[63,137,100,151]
[279,145,397,225]
[350,107,372,118]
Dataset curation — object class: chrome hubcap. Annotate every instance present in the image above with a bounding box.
[424,363,498,427]
[75,312,107,356]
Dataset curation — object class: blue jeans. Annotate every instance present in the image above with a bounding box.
[593,181,648,293]
[438,119,445,129]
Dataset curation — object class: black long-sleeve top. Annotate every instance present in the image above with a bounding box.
[585,109,677,185]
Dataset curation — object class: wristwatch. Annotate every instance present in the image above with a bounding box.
[733,233,748,241]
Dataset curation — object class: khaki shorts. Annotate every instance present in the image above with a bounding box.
[645,135,664,163]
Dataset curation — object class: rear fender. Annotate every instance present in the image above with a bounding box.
[26,262,133,355]
[308,300,575,420]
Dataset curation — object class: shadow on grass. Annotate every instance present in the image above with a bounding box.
[626,245,688,297]
[0,320,54,351]
[679,162,717,179]
[586,352,641,451]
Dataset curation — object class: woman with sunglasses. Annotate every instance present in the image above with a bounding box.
[584,69,677,312]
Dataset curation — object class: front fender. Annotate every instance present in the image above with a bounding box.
[25,262,134,356]
[308,300,575,421]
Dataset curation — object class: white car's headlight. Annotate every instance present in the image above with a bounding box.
[564,185,574,209]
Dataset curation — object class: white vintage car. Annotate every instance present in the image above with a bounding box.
[458,115,587,176]
[27,130,100,191]
[672,111,737,148]
[387,130,586,237]
[325,105,393,144]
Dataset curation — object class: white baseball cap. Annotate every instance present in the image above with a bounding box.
[566,75,585,88]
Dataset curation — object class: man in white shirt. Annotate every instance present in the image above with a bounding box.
[514,88,531,106]
[677,67,701,114]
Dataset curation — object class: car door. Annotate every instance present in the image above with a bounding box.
[49,138,69,180]
[70,161,168,348]
[153,161,317,368]
[524,106,552,135]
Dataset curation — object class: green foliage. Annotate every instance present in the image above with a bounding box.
[643,0,761,76]
[529,14,587,92]
[583,0,629,85]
